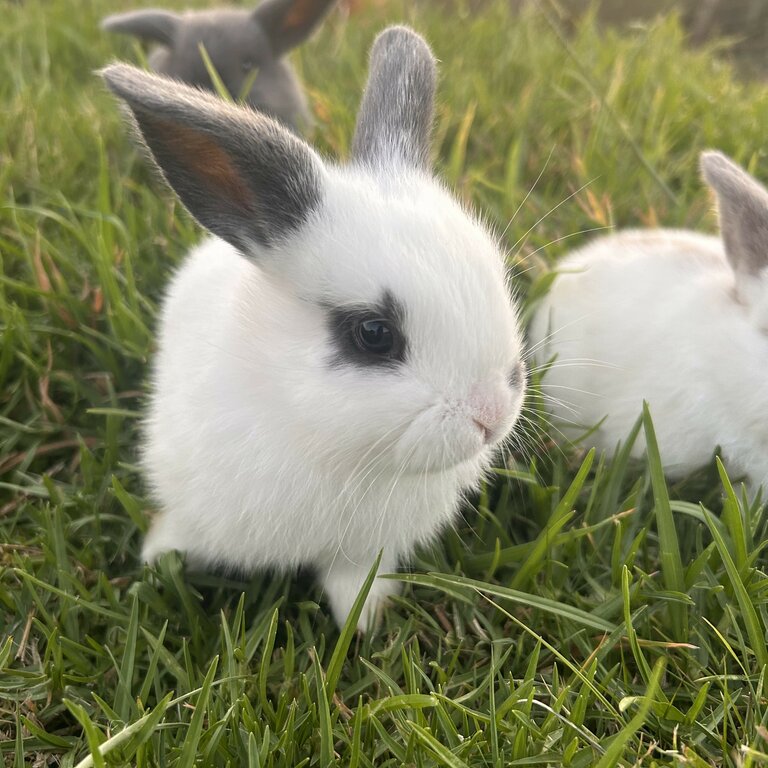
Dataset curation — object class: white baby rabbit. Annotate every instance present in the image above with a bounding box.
[102,0,337,131]
[530,151,768,492]
[102,26,527,629]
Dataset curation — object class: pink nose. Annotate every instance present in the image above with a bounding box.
[469,383,511,443]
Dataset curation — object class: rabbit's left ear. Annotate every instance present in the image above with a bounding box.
[101,64,324,254]
[254,0,336,57]
[101,10,180,45]
[701,151,768,278]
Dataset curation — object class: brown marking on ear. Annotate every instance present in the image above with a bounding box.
[147,117,255,213]
[282,0,324,30]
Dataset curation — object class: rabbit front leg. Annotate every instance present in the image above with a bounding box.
[141,510,211,570]
[318,550,401,631]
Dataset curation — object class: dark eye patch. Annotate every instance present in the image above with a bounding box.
[328,292,407,369]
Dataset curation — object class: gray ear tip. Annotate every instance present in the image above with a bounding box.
[99,61,134,84]
[700,150,735,185]
[371,25,436,70]
[100,12,137,33]
[100,14,117,32]
[373,24,429,48]
[699,150,756,197]
[98,62,152,98]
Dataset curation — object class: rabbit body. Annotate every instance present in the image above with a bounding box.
[143,177,515,623]
[103,27,526,628]
[530,153,768,492]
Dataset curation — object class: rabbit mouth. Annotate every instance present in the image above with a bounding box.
[392,401,522,474]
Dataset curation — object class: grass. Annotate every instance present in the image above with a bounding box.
[3,0,768,765]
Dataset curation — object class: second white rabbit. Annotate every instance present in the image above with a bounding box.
[530,151,768,492]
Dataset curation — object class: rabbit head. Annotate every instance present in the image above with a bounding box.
[101,0,337,129]
[101,26,526,480]
[701,151,768,333]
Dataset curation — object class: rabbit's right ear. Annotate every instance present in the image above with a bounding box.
[701,151,768,279]
[101,64,324,253]
[254,0,337,58]
[101,10,180,45]
[352,26,437,171]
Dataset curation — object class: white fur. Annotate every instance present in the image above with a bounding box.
[143,165,526,628]
[530,227,768,491]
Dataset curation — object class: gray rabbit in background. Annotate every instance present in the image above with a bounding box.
[101,0,337,131]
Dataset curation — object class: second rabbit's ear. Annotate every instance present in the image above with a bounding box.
[101,64,325,253]
[701,151,768,279]
[351,26,436,172]
[101,10,180,45]
[254,0,336,57]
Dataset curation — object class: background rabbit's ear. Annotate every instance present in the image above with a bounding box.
[351,26,436,172]
[101,64,324,253]
[254,0,336,57]
[101,10,180,45]
[701,151,768,278]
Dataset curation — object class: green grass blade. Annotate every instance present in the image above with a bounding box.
[394,572,616,632]
[311,647,335,767]
[177,655,219,768]
[407,722,470,768]
[326,550,382,700]
[114,594,139,722]
[258,608,279,720]
[594,658,665,768]
[702,507,768,670]
[716,457,748,571]
[621,565,652,684]
[198,44,233,102]
[510,447,594,589]
[642,402,687,638]
[73,692,174,768]
[138,620,168,705]
[63,700,106,768]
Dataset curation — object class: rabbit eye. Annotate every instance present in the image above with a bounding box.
[328,294,407,369]
[355,319,395,354]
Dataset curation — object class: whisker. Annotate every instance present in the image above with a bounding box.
[523,225,613,261]
[499,144,556,242]
[508,177,600,255]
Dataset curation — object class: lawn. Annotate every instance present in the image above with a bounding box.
[3,0,768,766]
